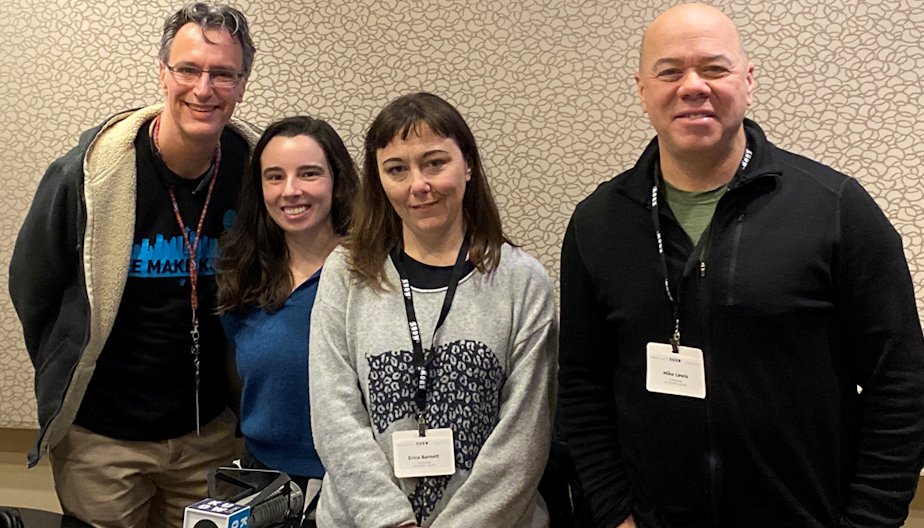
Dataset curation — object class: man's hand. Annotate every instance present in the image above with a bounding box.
[617,514,637,528]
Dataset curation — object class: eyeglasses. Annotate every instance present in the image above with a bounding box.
[165,63,245,89]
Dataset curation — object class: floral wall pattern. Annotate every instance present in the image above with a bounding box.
[1,0,922,427]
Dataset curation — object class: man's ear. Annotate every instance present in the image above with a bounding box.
[237,76,248,103]
[745,62,756,106]
[635,72,648,114]
[158,61,168,95]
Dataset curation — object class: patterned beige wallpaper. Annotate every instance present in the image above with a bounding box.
[1,0,922,428]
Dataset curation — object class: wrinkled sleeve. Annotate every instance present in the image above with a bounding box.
[9,149,82,364]
[430,264,558,527]
[835,178,924,528]
[308,260,417,528]
[558,216,633,528]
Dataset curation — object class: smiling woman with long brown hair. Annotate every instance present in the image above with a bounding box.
[308,93,558,528]
[217,116,358,501]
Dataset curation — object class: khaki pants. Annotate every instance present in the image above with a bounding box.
[50,410,237,528]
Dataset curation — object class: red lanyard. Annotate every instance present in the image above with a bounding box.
[151,114,221,434]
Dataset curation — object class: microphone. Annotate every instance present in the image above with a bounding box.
[183,500,250,528]
[249,485,303,528]
[184,467,305,528]
[0,508,23,528]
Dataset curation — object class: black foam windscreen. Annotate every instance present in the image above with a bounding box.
[0,508,23,528]
[193,520,219,528]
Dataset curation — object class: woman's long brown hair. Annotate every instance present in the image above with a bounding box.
[216,116,359,314]
[347,92,512,290]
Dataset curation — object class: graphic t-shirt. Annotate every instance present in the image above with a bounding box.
[75,120,248,441]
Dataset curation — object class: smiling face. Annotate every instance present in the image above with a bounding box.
[158,22,247,144]
[377,123,471,252]
[635,4,754,159]
[261,134,334,245]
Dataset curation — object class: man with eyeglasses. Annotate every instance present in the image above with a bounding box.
[9,3,260,527]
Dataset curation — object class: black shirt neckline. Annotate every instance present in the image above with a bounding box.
[400,250,475,290]
[143,119,214,191]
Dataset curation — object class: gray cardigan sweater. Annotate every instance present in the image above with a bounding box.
[309,244,558,528]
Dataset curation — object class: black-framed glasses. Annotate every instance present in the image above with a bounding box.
[165,63,245,89]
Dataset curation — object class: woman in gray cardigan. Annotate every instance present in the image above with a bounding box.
[308,92,558,528]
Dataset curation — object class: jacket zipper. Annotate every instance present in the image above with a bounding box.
[695,174,766,524]
[727,213,745,304]
[700,204,752,526]
[700,251,721,526]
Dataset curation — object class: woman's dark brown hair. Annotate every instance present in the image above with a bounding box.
[348,92,511,290]
[217,116,359,314]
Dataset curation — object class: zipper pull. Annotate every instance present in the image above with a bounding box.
[700,261,706,277]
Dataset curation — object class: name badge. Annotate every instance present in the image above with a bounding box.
[646,342,706,399]
[393,428,456,478]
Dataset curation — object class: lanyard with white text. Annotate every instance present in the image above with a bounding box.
[651,148,751,353]
[389,241,470,437]
[152,114,221,435]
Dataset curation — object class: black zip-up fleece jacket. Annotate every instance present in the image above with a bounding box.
[559,119,924,528]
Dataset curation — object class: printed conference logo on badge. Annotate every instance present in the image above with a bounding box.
[646,342,706,399]
[393,428,456,478]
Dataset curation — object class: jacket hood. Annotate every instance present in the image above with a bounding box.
[34,104,260,466]
[85,105,261,178]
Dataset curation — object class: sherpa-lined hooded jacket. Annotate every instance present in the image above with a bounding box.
[9,105,260,467]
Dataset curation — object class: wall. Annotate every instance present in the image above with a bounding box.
[1,0,923,427]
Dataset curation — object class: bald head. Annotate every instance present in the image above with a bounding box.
[639,4,746,72]
[633,2,755,174]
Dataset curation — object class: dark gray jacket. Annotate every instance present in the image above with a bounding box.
[9,106,259,466]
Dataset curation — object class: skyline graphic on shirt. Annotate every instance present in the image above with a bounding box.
[128,230,220,278]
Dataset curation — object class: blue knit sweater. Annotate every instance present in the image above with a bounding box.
[221,270,324,478]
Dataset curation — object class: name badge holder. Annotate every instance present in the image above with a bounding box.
[647,149,751,399]
[388,241,469,478]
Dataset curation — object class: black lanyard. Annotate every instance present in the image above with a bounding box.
[390,241,470,436]
[651,148,751,353]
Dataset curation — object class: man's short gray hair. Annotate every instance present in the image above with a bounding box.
[159,2,256,74]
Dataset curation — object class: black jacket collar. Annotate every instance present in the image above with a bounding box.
[613,118,783,206]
